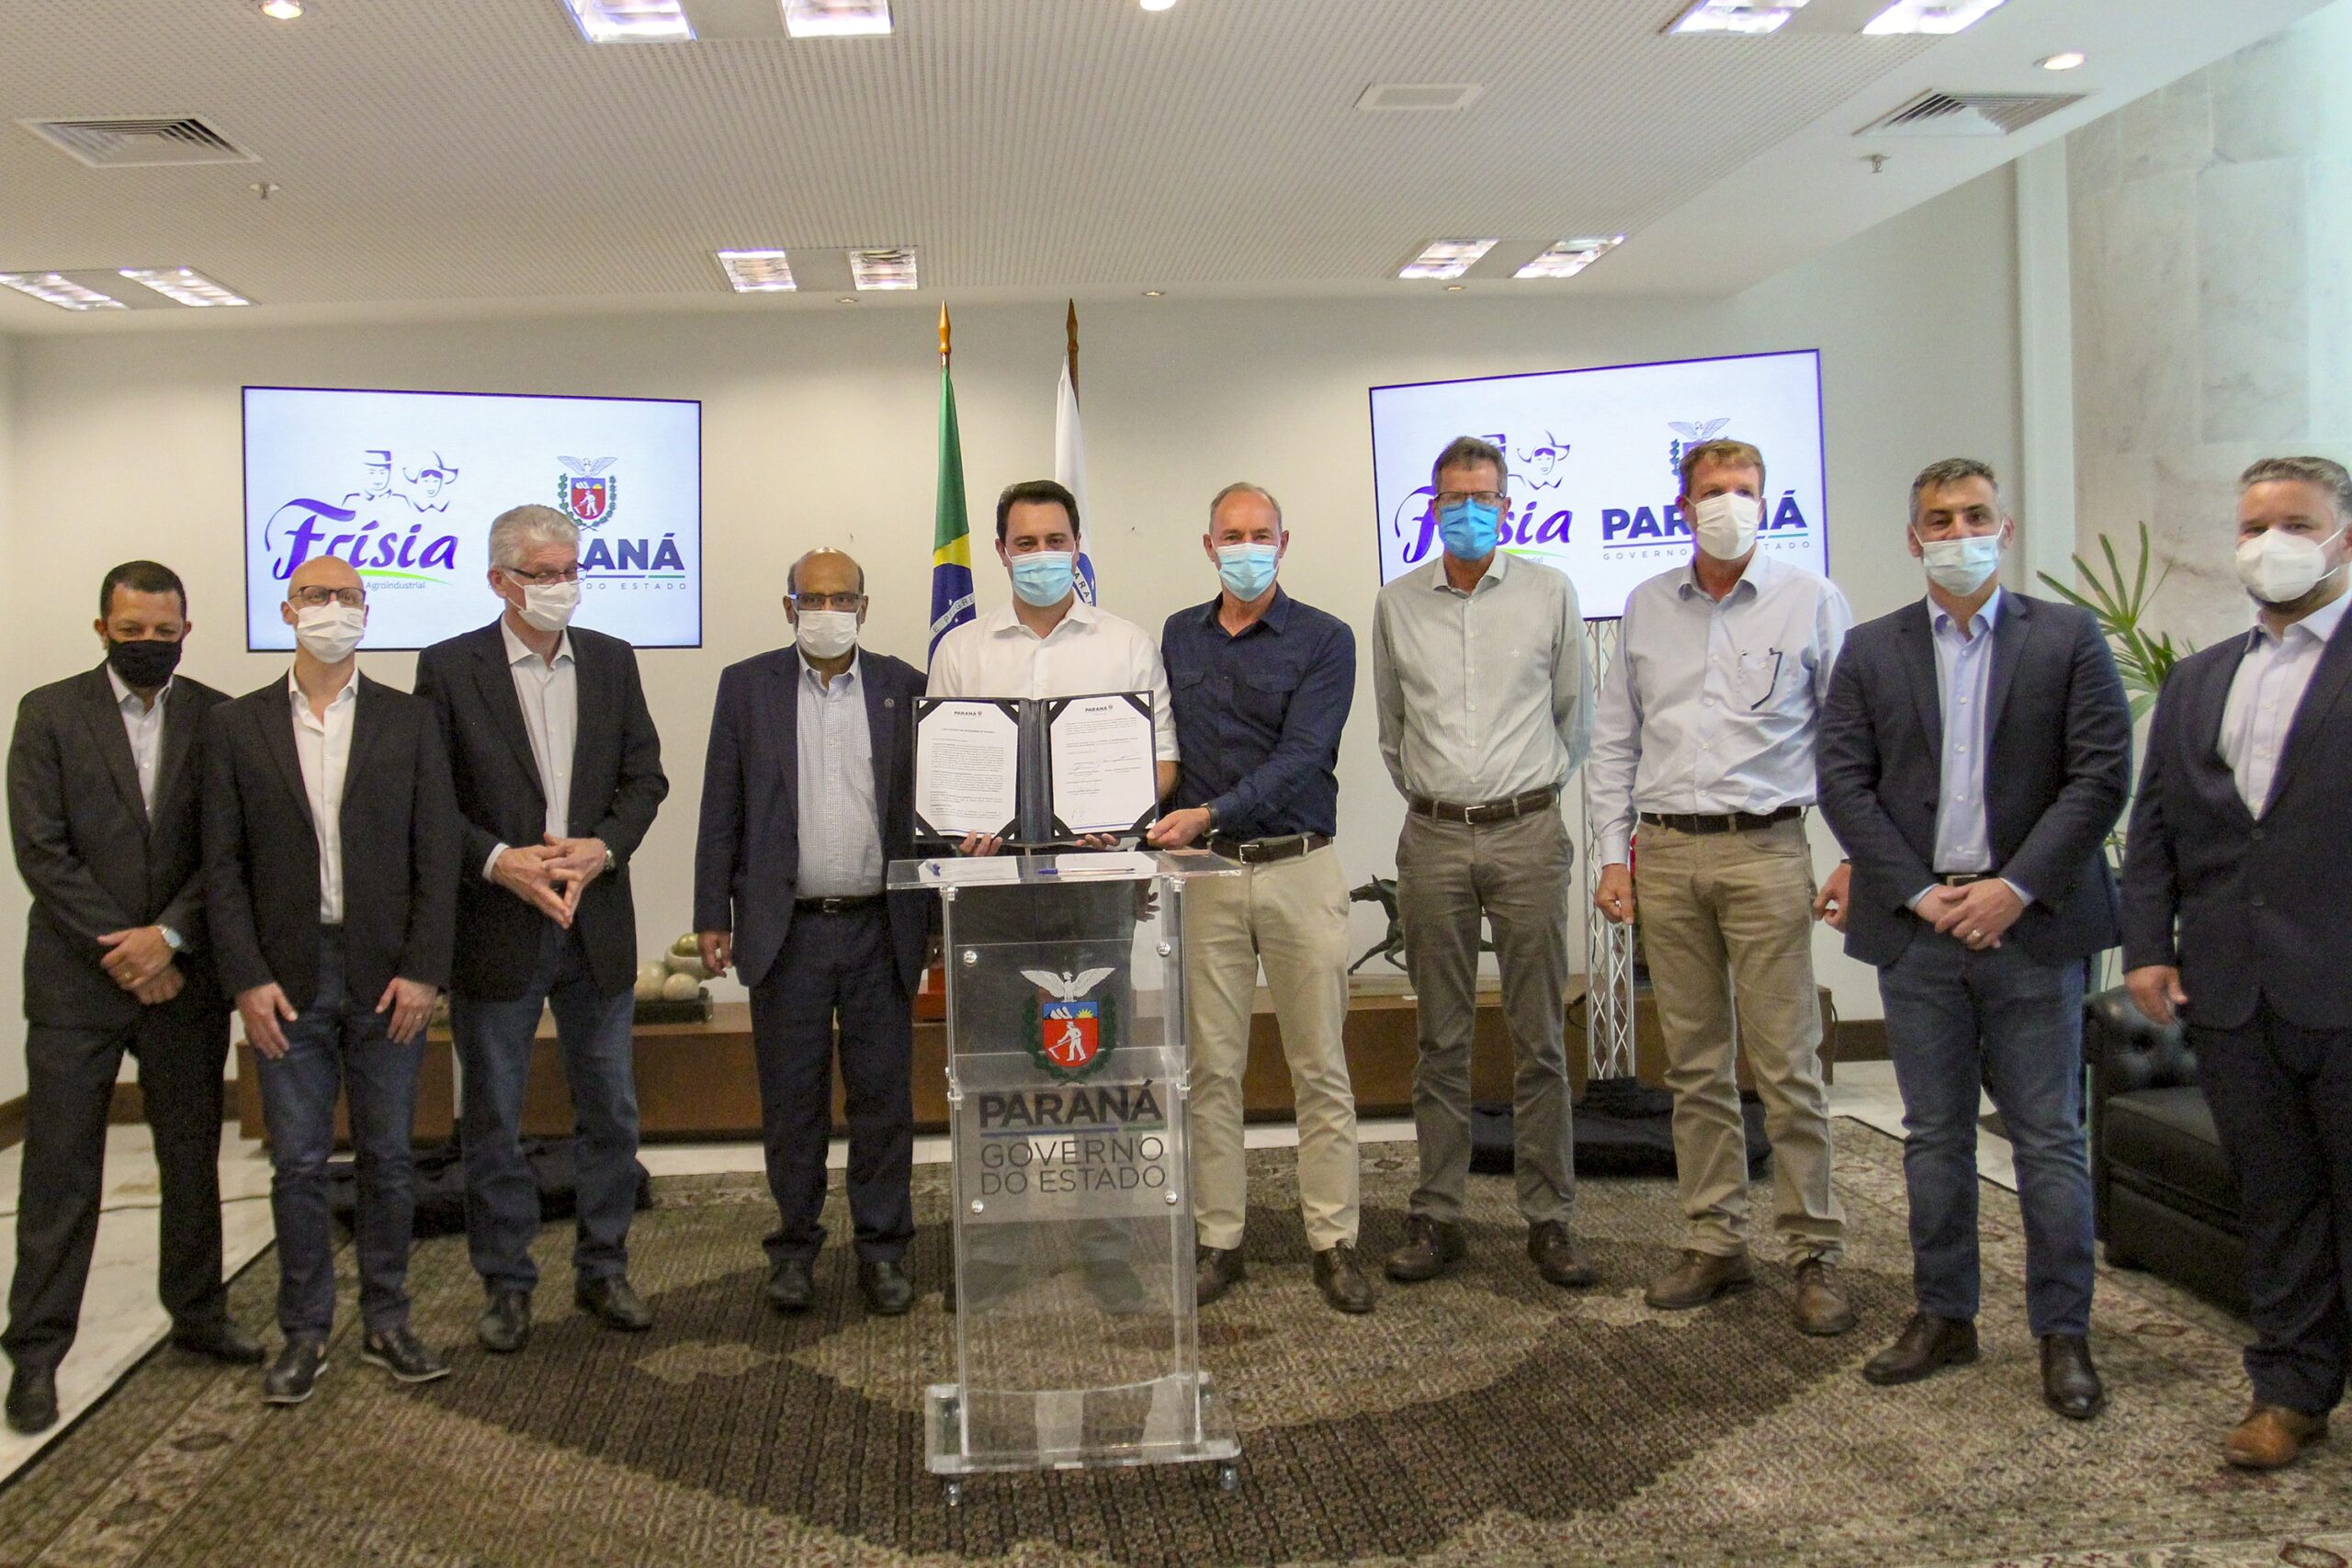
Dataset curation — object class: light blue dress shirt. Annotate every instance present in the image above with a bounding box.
[1589,551,1850,864]
[2220,590,2350,815]
[1915,589,2030,908]
[795,654,885,897]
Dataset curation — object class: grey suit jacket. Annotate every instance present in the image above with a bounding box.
[8,663,229,1028]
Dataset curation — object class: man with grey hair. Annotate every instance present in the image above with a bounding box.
[1373,435,1599,1292]
[1817,457,2129,1418]
[2124,454,2352,1470]
[1149,482,1367,1313]
[416,503,669,1354]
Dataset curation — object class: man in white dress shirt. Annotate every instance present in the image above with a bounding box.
[204,555,458,1403]
[1589,436,1856,1335]
[925,479,1176,1313]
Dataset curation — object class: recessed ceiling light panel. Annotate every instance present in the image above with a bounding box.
[1862,0,2007,36]
[848,247,918,290]
[260,0,304,19]
[560,0,694,43]
[1398,239,1497,281]
[1668,0,1807,35]
[1514,235,1626,280]
[717,249,797,292]
[119,267,251,306]
[2039,51,2086,71]
[783,0,892,38]
[0,273,128,310]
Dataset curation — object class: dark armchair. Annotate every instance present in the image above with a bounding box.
[2083,988,2245,1315]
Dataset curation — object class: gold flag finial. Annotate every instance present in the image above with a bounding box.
[938,304,952,367]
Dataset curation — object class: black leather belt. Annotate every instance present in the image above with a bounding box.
[1934,872,1994,886]
[1409,786,1560,826]
[1640,806,1804,836]
[795,895,884,914]
[1206,832,1330,865]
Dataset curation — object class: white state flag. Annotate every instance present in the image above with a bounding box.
[1054,360,1098,604]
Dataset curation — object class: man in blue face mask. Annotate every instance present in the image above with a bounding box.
[1816,457,2129,1422]
[1150,483,1368,1313]
[1371,435,1599,1292]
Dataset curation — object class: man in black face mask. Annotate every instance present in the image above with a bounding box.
[4,561,261,1436]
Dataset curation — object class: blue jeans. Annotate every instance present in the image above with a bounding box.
[1879,930,2093,1337]
[255,929,424,1339]
[453,921,639,1295]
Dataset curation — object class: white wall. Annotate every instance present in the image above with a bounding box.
[0,166,2024,1103]
[2067,0,2352,646]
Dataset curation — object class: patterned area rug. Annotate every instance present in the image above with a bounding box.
[3,1122,2346,1568]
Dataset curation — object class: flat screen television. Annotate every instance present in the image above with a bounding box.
[243,385,703,650]
[1368,349,1827,618]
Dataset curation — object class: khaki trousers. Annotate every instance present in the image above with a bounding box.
[1634,817,1843,1262]
[1396,809,1577,1227]
[1184,845,1360,1252]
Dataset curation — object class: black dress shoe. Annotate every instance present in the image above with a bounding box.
[1385,1215,1466,1283]
[1528,1222,1600,1289]
[1313,1244,1376,1314]
[575,1275,654,1332]
[1861,1312,1979,1386]
[766,1257,816,1314]
[859,1258,914,1316]
[477,1290,532,1354]
[1083,1260,1151,1316]
[262,1338,329,1405]
[2041,1334,2104,1420]
[6,1364,59,1435]
[1195,1245,1247,1305]
[361,1326,451,1384]
[171,1318,266,1366]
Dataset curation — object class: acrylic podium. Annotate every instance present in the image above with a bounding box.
[888,849,1243,1504]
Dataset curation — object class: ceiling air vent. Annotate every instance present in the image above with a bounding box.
[1857,90,2084,139]
[18,116,256,167]
[1356,83,1485,113]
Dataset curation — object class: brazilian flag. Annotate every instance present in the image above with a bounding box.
[928,355,975,659]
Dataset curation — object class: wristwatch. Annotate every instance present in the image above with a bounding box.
[603,847,616,874]
[158,925,186,953]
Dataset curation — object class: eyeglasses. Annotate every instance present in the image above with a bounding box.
[503,565,581,585]
[1434,490,1506,511]
[788,592,865,613]
[288,586,367,609]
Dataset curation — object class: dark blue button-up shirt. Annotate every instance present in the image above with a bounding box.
[1160,589,1354,838]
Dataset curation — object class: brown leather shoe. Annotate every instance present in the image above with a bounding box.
[1792,1258,1857,1337]
[2040,1335,2103,1420]
[1528,1222,1599,1289]
[1862,1313,1978,1385]
[2223,1404,2329,1470]
[1312,1245,1375,1314]
[1385,1215,1466,1283]
[1194,1245,1246,1306]
[1644,1249,1753,1310]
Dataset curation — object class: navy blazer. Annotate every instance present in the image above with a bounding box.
[693,646,928,994]
[2121,608,2352,1031]
[414,620,669,1002]
[1817,592,2131,970]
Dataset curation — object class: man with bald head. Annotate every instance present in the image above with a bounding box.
[205,556,458,1403]
[695,549,929,1315]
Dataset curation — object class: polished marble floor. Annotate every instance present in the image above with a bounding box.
[0,1060,2000,1485]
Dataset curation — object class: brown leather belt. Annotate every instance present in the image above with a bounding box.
[1206,832,1330,865]
[1639,806,1804,836]
[1409,786,1561,826]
